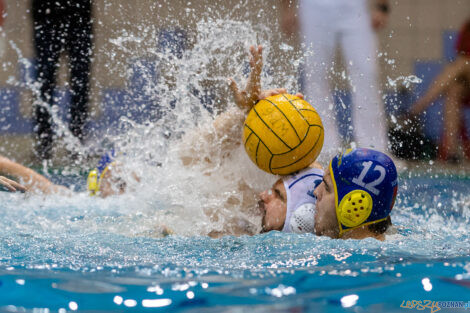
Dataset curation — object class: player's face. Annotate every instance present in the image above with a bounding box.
[258,179,287,232]
[313,170,339,238]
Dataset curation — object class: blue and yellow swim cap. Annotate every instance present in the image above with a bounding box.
[87,149,116,196]
[329,148,398,237]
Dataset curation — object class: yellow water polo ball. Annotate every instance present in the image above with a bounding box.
[243,94,324,175]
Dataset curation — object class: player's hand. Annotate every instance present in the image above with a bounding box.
[0,176,26,192]
[229,45,263,111]
[229,45,304,110]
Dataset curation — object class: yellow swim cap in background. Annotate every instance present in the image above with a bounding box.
[87,149,116,196]
[87,169,99,196]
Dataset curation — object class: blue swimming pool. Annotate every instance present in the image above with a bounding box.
[0,171,469,312]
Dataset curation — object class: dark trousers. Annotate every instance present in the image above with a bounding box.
[33,14,92,159]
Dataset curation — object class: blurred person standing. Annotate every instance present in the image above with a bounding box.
[408,18,470,162]
[32,0,93,160]
[281,0,390,157]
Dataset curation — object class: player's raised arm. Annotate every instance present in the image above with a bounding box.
[178,45,298,167]
[228,45,304,113]
[229,45,263,112]
[219,44,294,134]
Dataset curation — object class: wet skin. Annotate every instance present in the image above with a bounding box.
[312,170,339,238]
[258,179,287,232]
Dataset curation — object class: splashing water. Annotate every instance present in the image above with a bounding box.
[386,75,423,89]
[4,9,305,236]
[92,17,288,236]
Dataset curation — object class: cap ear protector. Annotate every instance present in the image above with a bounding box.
[330,148,398,237]
[281,167,323,233]
[87,149,116,196]
[337,190,373,228]
[87,165,113,196]
[289,203,316,233]
[87,169,99,195]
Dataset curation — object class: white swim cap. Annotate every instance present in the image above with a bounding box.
[282,167,324,233]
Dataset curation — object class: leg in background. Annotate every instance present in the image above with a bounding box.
[67,16,93,142]
[33,20,62,160]
[298,3,340,159]
[340,4,388,153]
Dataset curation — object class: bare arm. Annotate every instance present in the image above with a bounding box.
[410,57,469,115]
[0,155,67,194]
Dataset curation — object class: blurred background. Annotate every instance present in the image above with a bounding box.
[0,0,469,166]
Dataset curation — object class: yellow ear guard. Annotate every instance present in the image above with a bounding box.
[86,164,112,196]
[336,190,373,235]
[87,150,118,196]
[87,169,99,196]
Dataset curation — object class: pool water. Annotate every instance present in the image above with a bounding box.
[0,172,469,312]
